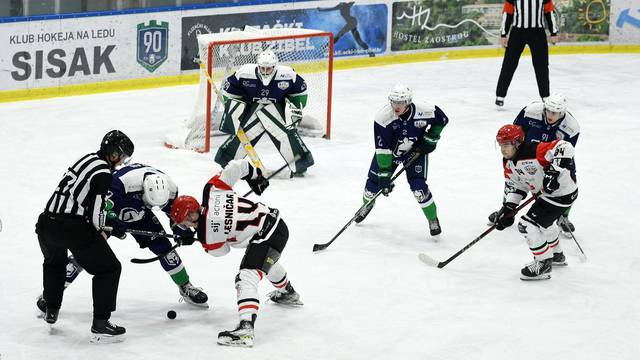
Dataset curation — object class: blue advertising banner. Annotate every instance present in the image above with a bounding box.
[181,3,388,70]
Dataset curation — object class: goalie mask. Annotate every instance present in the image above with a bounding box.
[256,50,278,86]
[142,173,170,208]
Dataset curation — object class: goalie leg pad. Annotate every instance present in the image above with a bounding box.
[219,99,247,135]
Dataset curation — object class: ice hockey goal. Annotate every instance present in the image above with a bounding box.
[165,27,334,153]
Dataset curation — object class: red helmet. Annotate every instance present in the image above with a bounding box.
[170,195,200,224]
[496,124,525,145]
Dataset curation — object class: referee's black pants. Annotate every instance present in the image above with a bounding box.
[36,212,121,320]
[496,28,550,99]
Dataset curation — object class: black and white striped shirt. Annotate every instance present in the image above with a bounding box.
[45,153,112,229]
[501,0,558,36]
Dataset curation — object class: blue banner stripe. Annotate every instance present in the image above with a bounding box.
[0,0,318,24]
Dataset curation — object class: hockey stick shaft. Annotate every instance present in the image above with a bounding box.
[558,217,587,260]
[242,155,301,197]
[313,152,422,252]
[420,196,536,268]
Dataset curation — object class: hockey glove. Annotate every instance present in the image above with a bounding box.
[378,176,394,196]
[290,107,303,125]
[172,224,196,246]
[105,216,127,239]
[415,136,438,154]
[245,168,269,196]
[542,167,560,194]
[494,202,517,231]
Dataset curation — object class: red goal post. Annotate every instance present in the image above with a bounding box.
[165,28,334,153]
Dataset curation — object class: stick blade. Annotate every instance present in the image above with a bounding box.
[418,253,442,268]
[312,243,328,252]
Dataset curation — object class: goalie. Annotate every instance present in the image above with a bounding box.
[214,50,315,177]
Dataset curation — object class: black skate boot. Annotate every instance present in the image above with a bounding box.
[217,320,255,348]
[552,252,568,266]
[428,217,442,237]
[90,319,126,344]
[520,258,553,281]
[267,282,303,306]
[495,97,504,107]
[179,282,209,308]
[44,308,59,325]
[36,294,47,317]
[557,215,575,235]
[355,202,374,224]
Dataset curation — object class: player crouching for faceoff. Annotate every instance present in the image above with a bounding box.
[493,124,578,280]
[356,84,449,239]
[214,49,314,177]
[169,159,303,347]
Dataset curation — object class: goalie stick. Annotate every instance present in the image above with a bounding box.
[313,152,422,252]
[418,196,536,268]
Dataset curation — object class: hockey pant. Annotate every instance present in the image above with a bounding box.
[234,219,291,322]
[363,153,438,220]
[518,197,575,261]
[215,100,314,174]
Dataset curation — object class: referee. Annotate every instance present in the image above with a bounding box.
[495,0,559,107]
[36,130,133,343]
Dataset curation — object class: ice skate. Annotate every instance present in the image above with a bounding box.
[36,294,46,318]
[267,283,303,306]
[552,252,568,266]
[355,202,374,224]
[520,258,553,281]
[44,308,58,325]
[217,320,254,348]
[90,319,126,344]
[428,217,442,237]
[178,282,209,308]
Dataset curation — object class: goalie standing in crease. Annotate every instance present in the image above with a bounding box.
[355,84,448,239]
[214,49,314,177]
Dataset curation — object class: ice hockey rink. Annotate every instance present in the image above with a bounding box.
[1,53,639,359]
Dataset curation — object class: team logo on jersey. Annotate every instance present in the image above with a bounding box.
[164,251,180,266]
[523,164,538,175]
[556,131,565,140]
[415,165,423,173]
[136,20,169,73]
[414,120,427,128]
[277,81,289,90]
[119,208,146,222]
[223,80,230,90]
[413,190,426,202]
[242,80,256,88]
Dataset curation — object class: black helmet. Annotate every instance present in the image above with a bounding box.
[100,130,134,158]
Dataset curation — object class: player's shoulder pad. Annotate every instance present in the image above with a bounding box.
[559,112,580,137]
[412,102,436,119]
[523,101,544,120]
[234,64,258,80]
[374,104,395,127]
[273,65,297,81]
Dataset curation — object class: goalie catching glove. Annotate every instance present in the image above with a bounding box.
[242,167,269,196]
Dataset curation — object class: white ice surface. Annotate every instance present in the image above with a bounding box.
[1,54,639,360]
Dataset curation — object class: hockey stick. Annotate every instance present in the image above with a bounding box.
[418,196,536,268]
[196,59,264,170]
[131,243,181,264]
[557,216,587,262]
[313,152,422,252]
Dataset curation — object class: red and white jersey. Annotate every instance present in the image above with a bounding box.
[198,159,279,257]
[504,140,577,207]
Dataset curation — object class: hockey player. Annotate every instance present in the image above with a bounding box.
[355,84,449,239]
[489,93,580,233]
[37,163,209,312]
[169,158,302,348]
[214,49,314,177]
[493,124,578,280]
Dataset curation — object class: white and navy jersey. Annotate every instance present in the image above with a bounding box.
[109,163,178,223]
[45,153,111,230]
[374,102,449,164]
[501,0,558,36]
[514,101,580,146]
[504,140,577,207]
[196,159,279,257]
[222,64,307,109]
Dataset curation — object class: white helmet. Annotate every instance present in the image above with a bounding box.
[256,50,278,85]
[142,173,170,208]
[544,93,567,113]
[388,84,413,104]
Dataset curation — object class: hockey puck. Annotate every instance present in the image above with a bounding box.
[167,310,176,319]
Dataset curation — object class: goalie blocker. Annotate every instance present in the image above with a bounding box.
[215,98,314,176]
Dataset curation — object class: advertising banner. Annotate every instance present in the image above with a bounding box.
[610,0,640,43]
[181,3,388,70]
[556,0,610,42]
[0,13,179,91]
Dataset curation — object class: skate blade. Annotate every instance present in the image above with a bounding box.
[179,297,210,309]
[430,234,441,242]
[89,334,126,344]
[520,274,551,281]
[217,336,253,348]
[271,299,304,306]
[552,261,568,267]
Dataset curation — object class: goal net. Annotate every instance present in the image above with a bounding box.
[165,27,334,153]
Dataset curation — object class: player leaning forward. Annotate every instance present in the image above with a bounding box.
[214,50,314,176]
[493,124,578,280]
[356,84,448,238]
[169,159,302,347]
